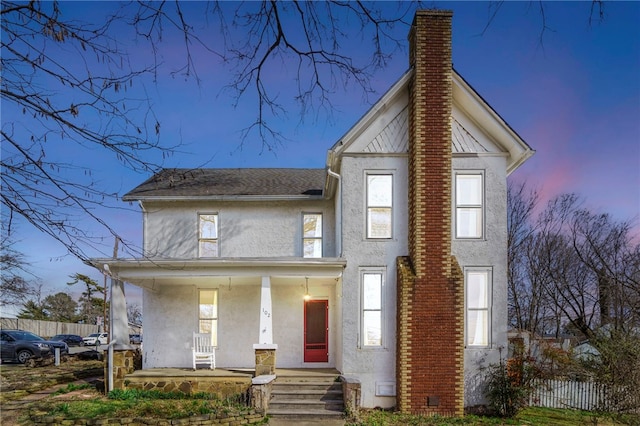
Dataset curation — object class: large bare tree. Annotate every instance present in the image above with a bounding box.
[1,1,415,263]
[507,184,640,338]
[0,236,39,309]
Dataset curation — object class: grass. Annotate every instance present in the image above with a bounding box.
[24,388,257,423]
[351,407,639,425]
[0,359,103,396]
[51,382,94,396]
[4,360,637,425]
[0,361,261,423]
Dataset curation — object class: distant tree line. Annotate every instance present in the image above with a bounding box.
[507,182,639,339]
[507,181,640,414]
[16,273,107,325]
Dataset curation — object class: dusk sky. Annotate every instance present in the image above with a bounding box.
[2,1,639,317]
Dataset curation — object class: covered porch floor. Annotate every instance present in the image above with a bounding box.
[125,367,341,379]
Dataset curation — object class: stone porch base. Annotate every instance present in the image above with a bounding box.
[122,368,254,397]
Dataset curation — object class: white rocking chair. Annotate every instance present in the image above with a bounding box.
[192,332,216,370]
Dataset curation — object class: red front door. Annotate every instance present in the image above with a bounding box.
[304,300,328,362]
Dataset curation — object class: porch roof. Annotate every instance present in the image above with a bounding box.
[91,257,346,290]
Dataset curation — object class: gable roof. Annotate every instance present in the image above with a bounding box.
[326,68,534,176]
[452,70,535,174]
[122,168,326,201]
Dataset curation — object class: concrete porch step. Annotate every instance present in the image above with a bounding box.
[272,388,343,400]
[270,398,344,411]
[267,407,345,418]
[273,382,342,392]
[267,418,345,426]
[268,375,345,420]
[274,375,339,383]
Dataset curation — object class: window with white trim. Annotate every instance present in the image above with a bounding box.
[303,213,322,258]
[198,214,219,257]
[198,289,218,346]
[366,174,393,239]
[361,269,384,347]
[466,268,491,347]
[455,173,484,239]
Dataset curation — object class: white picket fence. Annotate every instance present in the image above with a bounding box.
[530,378,639,412]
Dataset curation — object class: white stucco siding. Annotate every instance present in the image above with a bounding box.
[142,282,261,369]
[338,155,408,408]
[452,154,509,407]
[142,200,335,258]
[217,284,261,368]
[143,285,196,368]
[143,204,196,259]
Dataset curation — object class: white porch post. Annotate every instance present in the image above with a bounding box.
[258,276,273,344]
[110,277,129,346]
[254,276,277,375]
[107,276,137,392]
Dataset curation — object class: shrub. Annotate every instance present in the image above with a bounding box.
[485,350,540,417]
[580,329,640,414]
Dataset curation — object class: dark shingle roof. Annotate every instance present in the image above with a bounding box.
[122,168,326,200]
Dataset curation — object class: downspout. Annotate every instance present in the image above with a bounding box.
[103,264,114,392]
[105,263,116,392]
[327,169,342,257]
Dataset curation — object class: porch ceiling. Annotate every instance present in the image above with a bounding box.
[91,257,345,290]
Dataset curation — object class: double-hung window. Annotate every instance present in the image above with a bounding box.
[198,289,218,346]
[455,173,484,239]
[303,213,322,258]
[198,214,219,257]
[366,174,393,239]
[466,268,491,347]
[361,269,385,347]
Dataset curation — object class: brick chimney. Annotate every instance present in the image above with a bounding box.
[396,10,464,416]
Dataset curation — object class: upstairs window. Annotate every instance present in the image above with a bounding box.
[455,173,484,239]
[198,289,218,346]
[466,268,491,347]
[366,174,393,239]
[303,213,323,258]
[199,214,219,257]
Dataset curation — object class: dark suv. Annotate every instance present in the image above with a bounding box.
[51,334,84,346]
[0,329,69,364]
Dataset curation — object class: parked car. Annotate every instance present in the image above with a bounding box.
[82,332,108,345]
[0,329,69,364]
[129,334,143,344]
[51,334,84,346]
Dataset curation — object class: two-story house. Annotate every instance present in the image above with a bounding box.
[95,10,533,415]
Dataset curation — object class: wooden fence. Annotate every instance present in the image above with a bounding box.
[0,317,100,338]
[530,378,639,413]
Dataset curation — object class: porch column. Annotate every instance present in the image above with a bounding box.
[258,276,273,344]
[110,277,129,346]
[254,276,277,375]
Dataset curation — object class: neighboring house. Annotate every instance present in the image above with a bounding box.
[95,11,533,415]
[508,329,574,360]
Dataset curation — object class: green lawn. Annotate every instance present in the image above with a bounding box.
[350,407,638,425]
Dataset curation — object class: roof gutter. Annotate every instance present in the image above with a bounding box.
[123,194,324,202]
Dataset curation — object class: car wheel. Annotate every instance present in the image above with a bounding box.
[79,341,84,347]
[17,350,33,364]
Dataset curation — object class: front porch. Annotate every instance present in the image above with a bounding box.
[120,367,356,420]
[120,367,342,402]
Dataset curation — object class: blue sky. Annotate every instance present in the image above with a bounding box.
[2,1,639,316]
